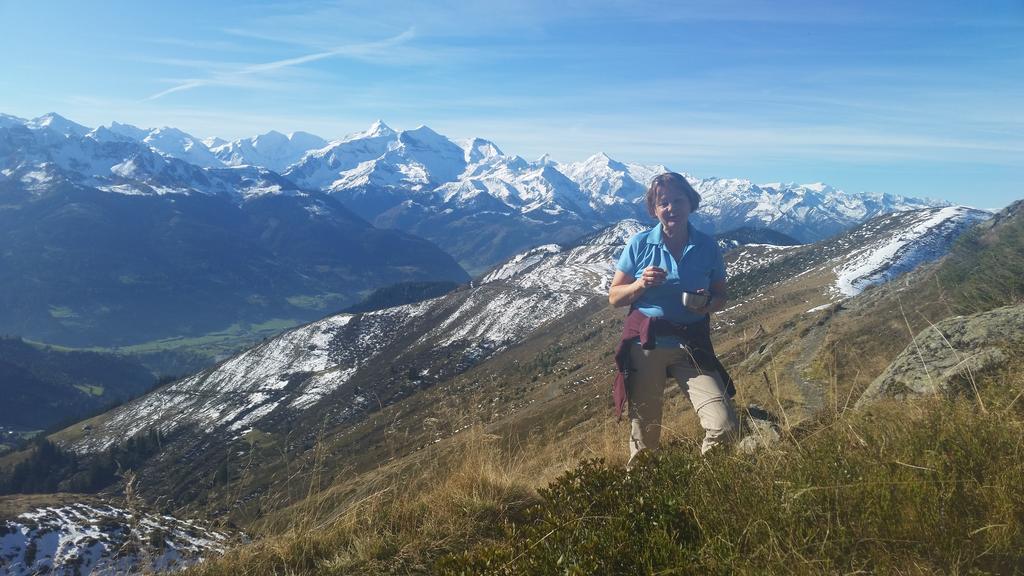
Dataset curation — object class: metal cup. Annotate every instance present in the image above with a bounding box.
[682,291,709,310]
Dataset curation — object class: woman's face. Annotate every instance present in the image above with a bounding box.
[654,186,691,235]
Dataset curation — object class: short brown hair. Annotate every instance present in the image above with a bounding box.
[645,172,701,217]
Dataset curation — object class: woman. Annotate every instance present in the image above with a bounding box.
[609,172,738,466]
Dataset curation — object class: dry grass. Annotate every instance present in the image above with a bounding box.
[186,423,565,575]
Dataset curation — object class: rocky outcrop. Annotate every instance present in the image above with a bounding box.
[0,503,232,575]
[857,304,1024,406]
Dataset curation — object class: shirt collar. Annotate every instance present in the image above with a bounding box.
[648,222,697,246]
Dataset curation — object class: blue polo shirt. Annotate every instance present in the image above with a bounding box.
[616,222,726,330]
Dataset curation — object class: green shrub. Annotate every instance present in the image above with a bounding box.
[437,455,703,575]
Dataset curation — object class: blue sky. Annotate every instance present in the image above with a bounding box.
[1,0,1021,208]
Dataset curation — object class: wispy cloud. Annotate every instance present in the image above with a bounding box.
[146,80,208,101]
[143,28,416,101]
[143,36,251,53]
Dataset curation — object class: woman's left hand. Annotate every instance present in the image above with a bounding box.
[687,292,714,315]
[694,283,728,315]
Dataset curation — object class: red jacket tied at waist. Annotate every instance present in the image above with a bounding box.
[612,308,735,419]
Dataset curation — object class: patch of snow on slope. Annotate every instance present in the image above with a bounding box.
[423,219,643,349]
[423,288,591,349]
[95,183,149,196]
[482,244,562,282]
[483,219,646,294]
[727,244,802,278]
[0,503,230,576]
[833,206,989,297]
[20,170,52,183]
[228,398,281,431]
[72,293,456,453]
[290,367,358,409]
[72,315,355,452]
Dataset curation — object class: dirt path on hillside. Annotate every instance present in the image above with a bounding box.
[787,321,828,421]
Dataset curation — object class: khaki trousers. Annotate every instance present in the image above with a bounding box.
[627,343,738,466]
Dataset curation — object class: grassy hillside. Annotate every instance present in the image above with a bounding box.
[934,200,1024,314]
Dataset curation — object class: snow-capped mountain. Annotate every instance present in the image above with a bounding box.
[140,126,224,168]
[438,158,594,219]
[559,152,667,215]
[0,113,470,349]
[459,136,503,164]
[0,504,231,575]
[103,122,224,168]
[310,124,475,217]
[283,120,398,191]
[202,135,228,148]
[106,121,150,141]
[24,112,91,137]
[690,178,948,242]
[211,130,327,172]
[2,114,294,198]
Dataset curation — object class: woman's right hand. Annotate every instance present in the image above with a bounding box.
[637,266,667,288]
[609,267,666,307]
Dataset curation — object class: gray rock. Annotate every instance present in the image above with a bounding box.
[737,404,782,454]
[857,304,1024,406]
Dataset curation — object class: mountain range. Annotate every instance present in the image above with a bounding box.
[278,120,948,270]
[2,113,949,274]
